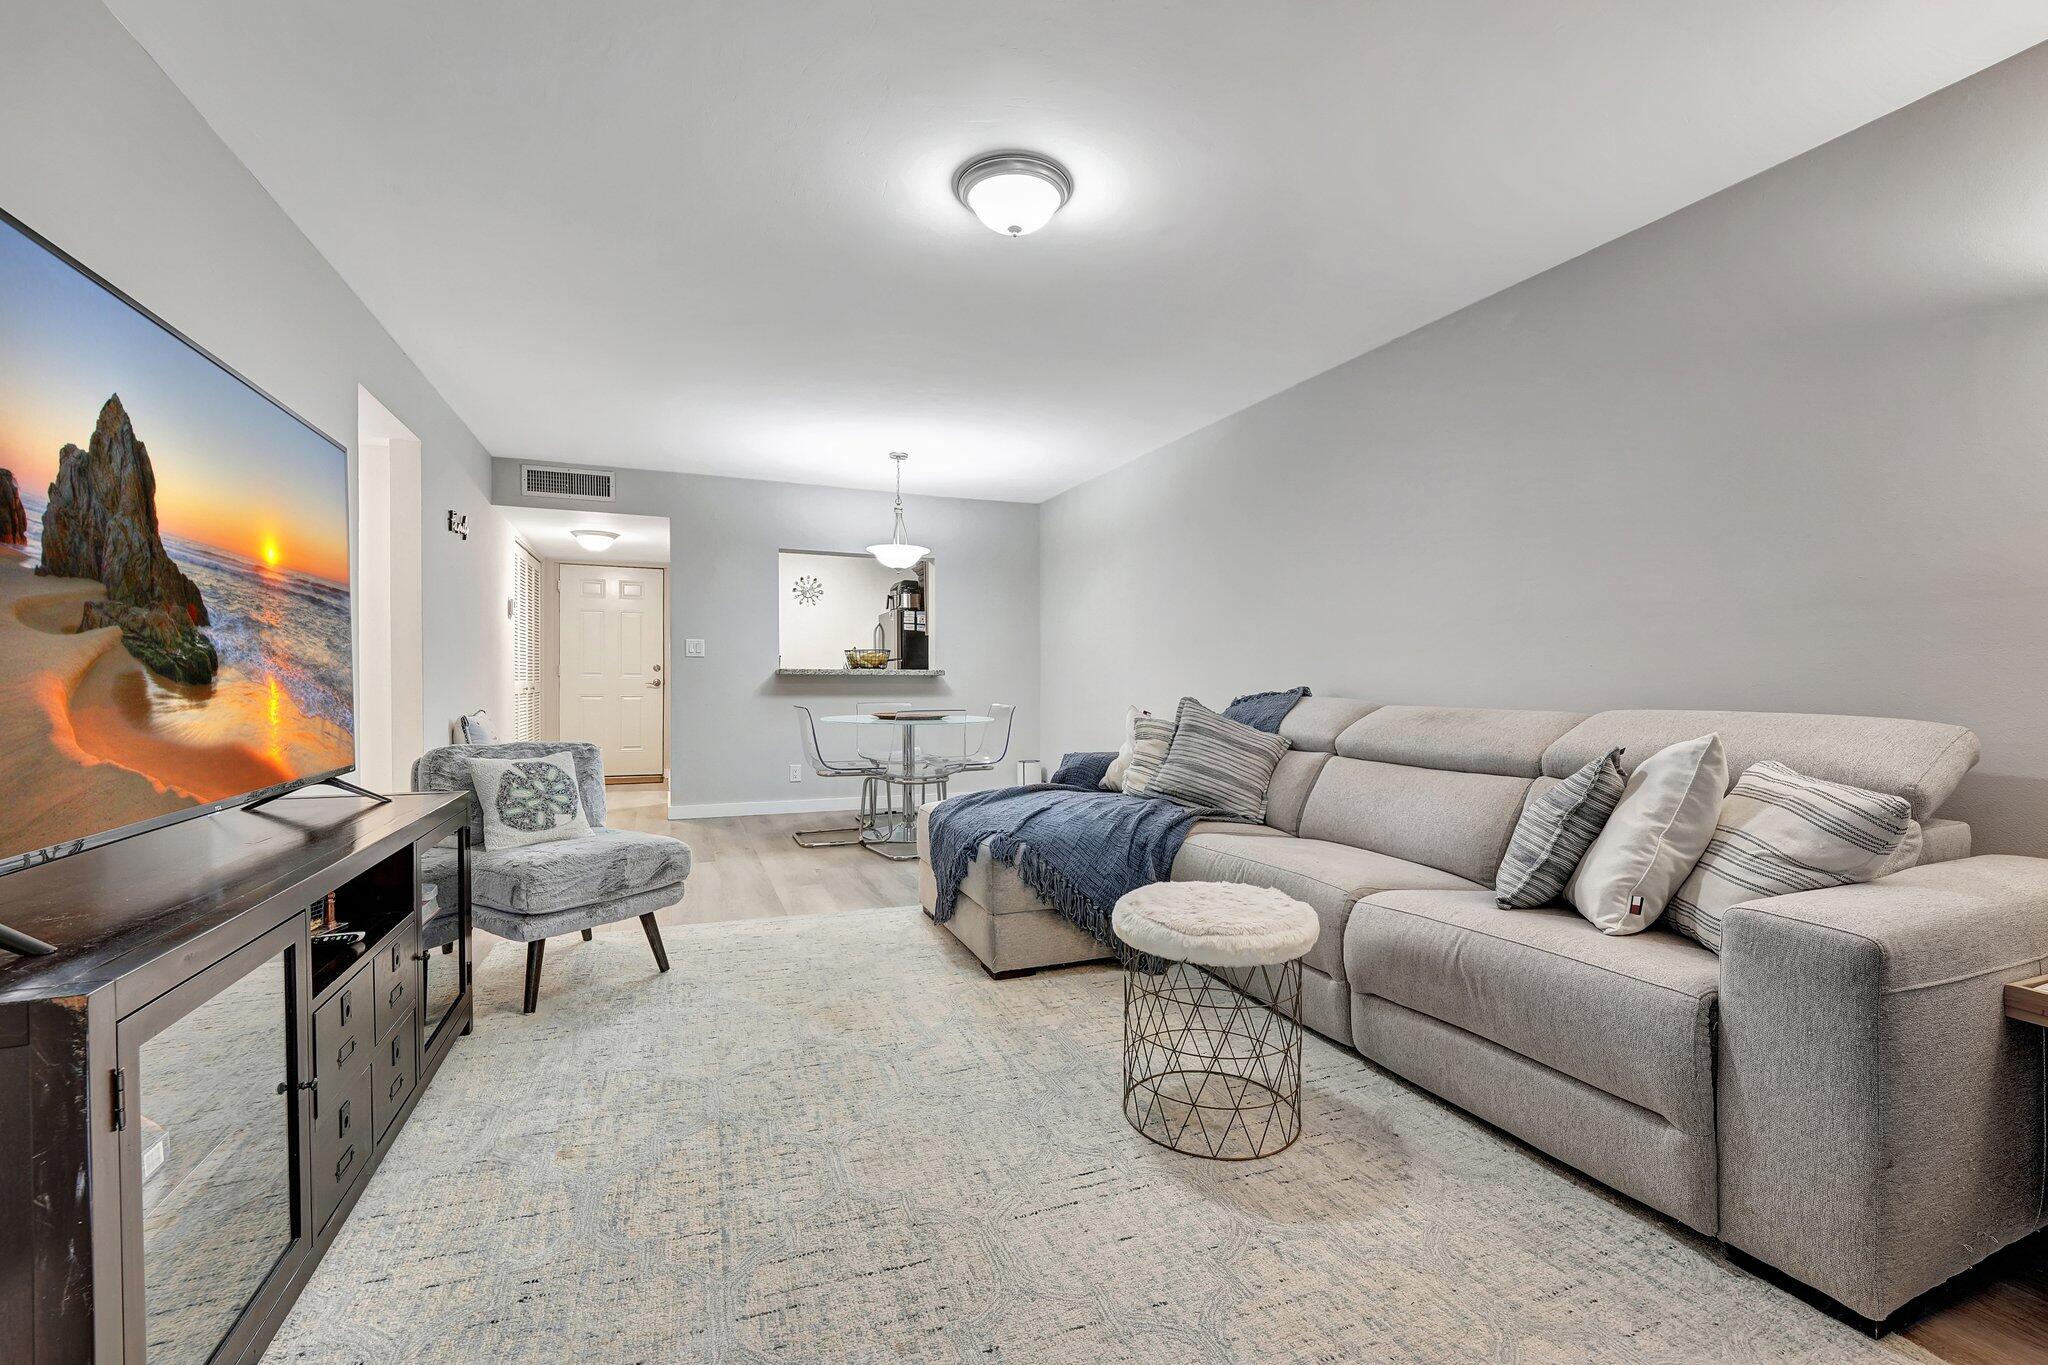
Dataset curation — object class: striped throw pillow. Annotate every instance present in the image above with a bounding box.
[1147,697,1292,820]
[1118,714,1178,796]
[1495,748,1626,909]
[1667,761,1921,953]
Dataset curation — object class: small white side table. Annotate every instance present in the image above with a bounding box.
[1112,882,1320,1160]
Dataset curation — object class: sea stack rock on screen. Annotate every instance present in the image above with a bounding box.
[0,209,354,873]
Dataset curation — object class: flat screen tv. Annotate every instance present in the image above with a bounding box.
[0,208,354,879]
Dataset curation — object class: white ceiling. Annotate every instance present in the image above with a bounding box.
[107,2,2048,502]
[501,507,670,565]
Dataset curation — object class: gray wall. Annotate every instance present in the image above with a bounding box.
[493,462,1040,813]
[1041,42,2048,855]
[2,0,511,759]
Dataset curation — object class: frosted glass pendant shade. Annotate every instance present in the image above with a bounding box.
[867,539,930,570]
[953,153,1072,237]
[868,451,929,568]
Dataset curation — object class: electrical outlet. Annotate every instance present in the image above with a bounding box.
[685,638,706,658]
[788,764,803,783]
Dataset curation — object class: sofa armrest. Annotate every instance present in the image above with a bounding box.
[1718,855,2048,1320]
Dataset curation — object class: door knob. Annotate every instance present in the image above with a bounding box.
[646,679,663,688]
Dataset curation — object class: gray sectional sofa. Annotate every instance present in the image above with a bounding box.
[914,699,2048,1324]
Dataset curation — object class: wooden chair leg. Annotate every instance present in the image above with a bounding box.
[523,940,546,1013]
[581,927,593,941]
[640,913,670,973]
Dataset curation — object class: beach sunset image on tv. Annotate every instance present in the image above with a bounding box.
[0,213,353,869]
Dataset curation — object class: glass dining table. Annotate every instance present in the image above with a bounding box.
[816,713,991,859]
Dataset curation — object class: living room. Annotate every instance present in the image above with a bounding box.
[3,2,2047,1362]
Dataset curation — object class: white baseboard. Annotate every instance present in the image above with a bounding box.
[665,796,862,820]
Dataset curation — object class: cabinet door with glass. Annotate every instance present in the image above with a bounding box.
[115,916,312,1364]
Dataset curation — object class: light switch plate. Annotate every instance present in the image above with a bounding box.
[685,638,705,657]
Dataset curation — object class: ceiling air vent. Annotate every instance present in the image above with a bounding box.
[522,464,615,502]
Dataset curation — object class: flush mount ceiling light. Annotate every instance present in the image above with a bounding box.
[571,528,620,553]
[867,451,931,569]
[952,151,1072,237]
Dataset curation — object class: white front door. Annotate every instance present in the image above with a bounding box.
[558,564,666,779]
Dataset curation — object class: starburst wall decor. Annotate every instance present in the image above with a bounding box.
[791,575,824,606]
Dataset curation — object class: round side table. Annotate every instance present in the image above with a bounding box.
[1111,881,1321,1161]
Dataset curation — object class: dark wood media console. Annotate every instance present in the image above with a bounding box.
[0,792,472,1363]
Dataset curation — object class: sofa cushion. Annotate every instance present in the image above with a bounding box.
[1351,888,1720,1129]
[1296,758,1531,885]
[1262,750,1330,834]
[1345,889,1720,1134]
[466,828,692,915]
[1173,833,1477,980]
[1541,709,1979,821]
[1278,697,1380,753]
[1332,705,1586,777]
[1918,817,1972,865]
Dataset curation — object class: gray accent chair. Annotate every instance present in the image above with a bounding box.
[413,741,692,1012]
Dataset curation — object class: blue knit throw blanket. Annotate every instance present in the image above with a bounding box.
[927,782,1245,951]
[1224,685,1311,733]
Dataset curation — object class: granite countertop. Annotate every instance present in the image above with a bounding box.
[775,667,946,677]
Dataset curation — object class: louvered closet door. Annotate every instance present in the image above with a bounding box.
[510,543,542,740]
[557,564,666,778]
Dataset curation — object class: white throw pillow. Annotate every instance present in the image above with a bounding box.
[1666,761,1922,952]
[1101,706,1146,791]
[469,751,592,850]
[1565,734,1727,936]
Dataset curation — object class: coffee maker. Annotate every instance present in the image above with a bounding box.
[879,577,929,669]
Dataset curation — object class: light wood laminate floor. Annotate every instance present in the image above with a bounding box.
[510,787,2047,1365]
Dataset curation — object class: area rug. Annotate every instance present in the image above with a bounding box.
[262,907,1933,1363]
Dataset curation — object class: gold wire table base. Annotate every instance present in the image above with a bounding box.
[1122,956,1304,1160]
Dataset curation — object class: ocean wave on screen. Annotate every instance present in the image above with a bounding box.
[168,537,355,732]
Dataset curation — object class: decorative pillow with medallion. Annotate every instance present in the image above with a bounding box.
[469,751,593,850]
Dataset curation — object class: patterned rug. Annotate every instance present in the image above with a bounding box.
[262,907,1934,1363]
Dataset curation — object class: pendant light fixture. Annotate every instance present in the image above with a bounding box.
[953,151,1072,237]
[867,451,930,570]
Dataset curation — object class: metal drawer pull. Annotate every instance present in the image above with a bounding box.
[336,1037,355,1067]
[391,1037,402,1065]
[388,1073,405,1101]
[275,1078,316,1096]
[338,1098,352,1135]
[335,1145,356,1181]
[389,981,403,1007]
[339,992,352,1024]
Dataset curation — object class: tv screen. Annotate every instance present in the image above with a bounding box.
[0,209,353,875]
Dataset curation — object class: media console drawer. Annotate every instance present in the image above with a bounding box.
[375,917,420,1039]
[314,970,371,1076]
[312,1056,375,1231]
[374,1009,419,1142]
